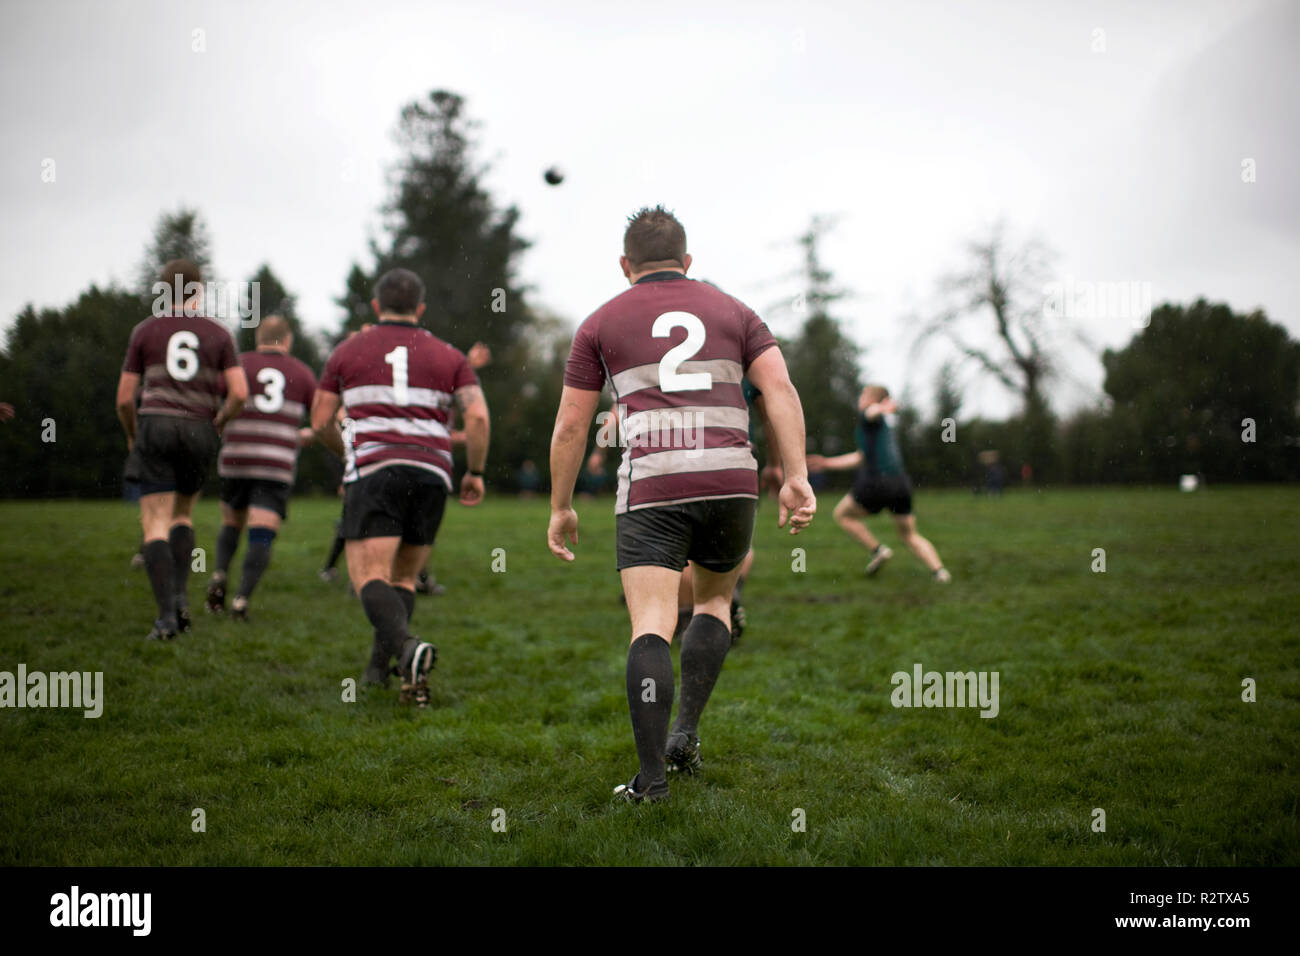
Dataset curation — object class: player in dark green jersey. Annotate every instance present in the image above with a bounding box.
[809,385,950,582]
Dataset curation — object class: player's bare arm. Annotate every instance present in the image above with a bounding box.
[745,347,816,534]
[212,365,249,434]
[454,383,489,505]
[115,371,141,448]
[547,385,601,560]
[310,389,345,457]
[808,450,864,471]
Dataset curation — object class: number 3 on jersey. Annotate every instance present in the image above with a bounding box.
[654,312,711,392]
[253,366,286,414]
[385,346,410,405]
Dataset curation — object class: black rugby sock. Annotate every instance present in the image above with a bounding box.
[324,522,346,570]
[215,524,240,576]
[143,539,176,629]
[395,586,415,624]
[626,634,675,787]
[360,580,408,661]
[236,527,276,600]
[671,613,732,738]
[169,524,195,609]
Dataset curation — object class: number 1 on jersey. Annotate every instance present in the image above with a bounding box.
[385,346,409,405]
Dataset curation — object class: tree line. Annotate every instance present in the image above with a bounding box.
[1,90,1296,498]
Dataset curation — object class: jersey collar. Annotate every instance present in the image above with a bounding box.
[634,271,689,284]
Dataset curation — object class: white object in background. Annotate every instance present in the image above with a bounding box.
[1180,474,1199,492]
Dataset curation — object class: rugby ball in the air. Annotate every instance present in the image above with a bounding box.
[544,166,564,186]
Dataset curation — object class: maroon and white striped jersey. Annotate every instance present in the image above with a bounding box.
[564,273,778,513]
[218,351,318,485]
[122,312,239,421]
[317,322,477,488]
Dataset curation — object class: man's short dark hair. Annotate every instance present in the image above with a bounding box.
[374,268,425,316]
[159,258,201,306]
[624,206,686,269]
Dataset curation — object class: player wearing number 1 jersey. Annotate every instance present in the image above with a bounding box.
[548,207,816,803]
[312,269,490,708]
[116,259,248,642]
[205,315,318,621]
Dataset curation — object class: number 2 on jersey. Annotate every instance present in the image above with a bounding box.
[653,311,711,392]
[385,346,409,405]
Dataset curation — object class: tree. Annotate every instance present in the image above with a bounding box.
[137,207,213,295]
[336,90,542,485]
[1102,299,1300,482]
[780,217,863,456]
[0,287,144,497]
[913,223,1082,480]
[236,264,323,370]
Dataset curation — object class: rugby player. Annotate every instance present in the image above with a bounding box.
[548,206,815,803]
[116,259,249,641]
[205,315,317,620]
[311,269,489,708]
[808,385,951,581]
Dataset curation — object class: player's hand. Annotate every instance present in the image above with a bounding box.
[806,454,826,473]
[880,398,899,415]
[460,473,485,506]
[297,427,315,448]
[467,342,492,371]
[548,508,579,561]
[760,463,784,490]
[777,476,817,534]
[0,402,14,423]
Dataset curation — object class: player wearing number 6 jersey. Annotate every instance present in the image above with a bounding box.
[205,315,318,621]
[311,268,490,708]
[548,206,816,803]
[116,259,249,642]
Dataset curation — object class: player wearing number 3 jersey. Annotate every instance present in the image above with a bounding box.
[205,315,318,622]
[312,269,490,708]
[549,206,816,803]
[117,258,249,642]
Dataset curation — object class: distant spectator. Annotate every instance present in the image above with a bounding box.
[518,459,542,498]
[575,451,607,498]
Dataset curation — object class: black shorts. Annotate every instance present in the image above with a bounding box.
[342,465,448,546]
[851,473,913,516]
[220,477,292,519]
[124,415,219,496]
[616,497,756,573]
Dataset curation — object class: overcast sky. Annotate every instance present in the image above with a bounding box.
[2,0,1296,418]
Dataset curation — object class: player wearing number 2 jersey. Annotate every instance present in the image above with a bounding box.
[312,269,490,708]
[116,259,248,642]
[548,207,816,803]
[205,315,318,621]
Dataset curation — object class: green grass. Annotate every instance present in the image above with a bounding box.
[1,486,1297,865]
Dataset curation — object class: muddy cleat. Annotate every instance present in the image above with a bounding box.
[730,600,746,645]
[398,638,436,708]
[146,619,178,642]
[230,596,249,622]
[866,544,893,577]
[205,576,226,614]
[933,567,952,584]
[130,552,146,570]
[415,570,446,596]
[665,731,703,775]
[318,568,338,584]
[613,774,669,804]
[176,606,193,633]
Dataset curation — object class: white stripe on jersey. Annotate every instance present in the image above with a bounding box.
[219,464,293,483]
[342,384,452,410]
[354,458,452,488]
[218,442,297,464]
[610,359,744,397]
[351,416,452,440]
[224,419,299,441]
[628,446,757,479]
[620,404,750,439]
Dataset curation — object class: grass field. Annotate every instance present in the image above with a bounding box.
[1,486,1297,866]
